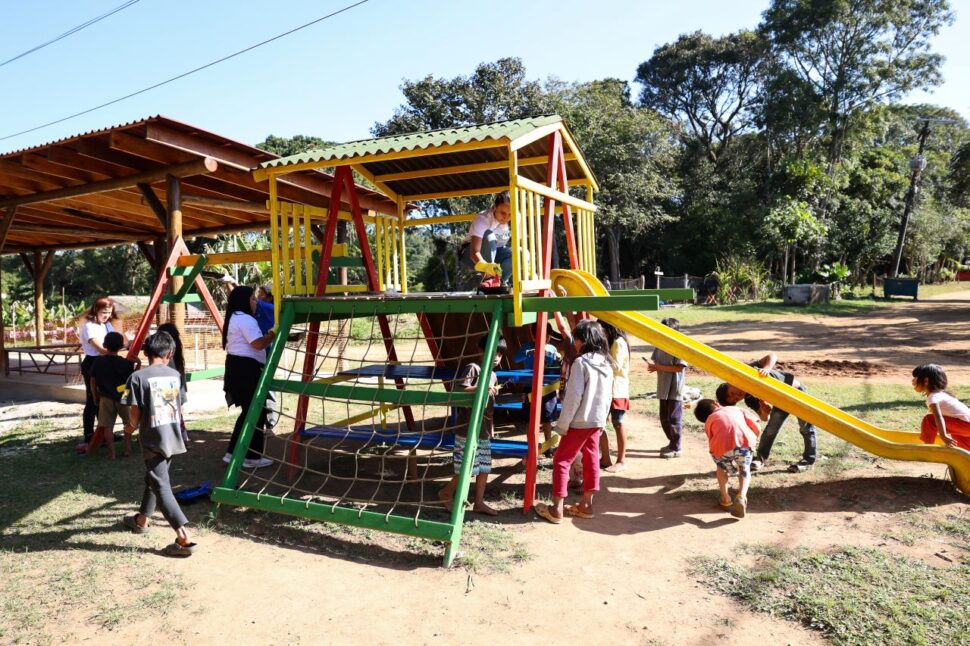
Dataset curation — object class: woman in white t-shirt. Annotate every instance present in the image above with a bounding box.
[913,363,970,451]
[460,192,513,288]
[78,297,121,445]
[222,286,277,468]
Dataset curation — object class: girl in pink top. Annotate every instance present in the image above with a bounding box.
[913,364,970,451]
[694,399,761,519]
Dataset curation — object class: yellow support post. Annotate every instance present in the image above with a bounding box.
[397,198,408,294]
[303,204,314,292]
[508,146,523,326]
[374,217,384,291]
[268,180,280,324]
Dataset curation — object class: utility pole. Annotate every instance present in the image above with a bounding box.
[890,116,955,278]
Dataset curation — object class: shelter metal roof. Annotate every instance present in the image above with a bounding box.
[0,116,396,254]
[258,115,597,199]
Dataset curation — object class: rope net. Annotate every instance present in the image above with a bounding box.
[226,298,504,524]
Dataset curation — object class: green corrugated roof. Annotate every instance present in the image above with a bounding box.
[260,115,563,169]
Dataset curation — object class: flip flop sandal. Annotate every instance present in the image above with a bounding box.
[534,503,563,525]
[730,496,747,519]
[718,501,733,510]
[565,504,594,519]
[163,541,198,557]
[122,513,149,534]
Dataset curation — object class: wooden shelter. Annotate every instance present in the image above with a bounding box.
[0,115,396,370]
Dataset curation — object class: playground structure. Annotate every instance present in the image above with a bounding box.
[203,114,970,566]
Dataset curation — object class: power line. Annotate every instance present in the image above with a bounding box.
[0,0,143,68]
[0,0,371,142]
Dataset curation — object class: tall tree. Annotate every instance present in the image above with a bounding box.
[256,134,331,157]
[761,0,954,170]
[548,79,678,281]
[636,30,769,165]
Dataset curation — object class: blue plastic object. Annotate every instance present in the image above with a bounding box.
[299,425,528,458]
[175,480,212,503]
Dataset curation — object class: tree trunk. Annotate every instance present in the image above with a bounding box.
[790,241,797,284]
[605,225,621,283]
[782,245,790,286]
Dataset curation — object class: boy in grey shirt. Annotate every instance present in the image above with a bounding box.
[121,331,196,557]
[646,318,688,457]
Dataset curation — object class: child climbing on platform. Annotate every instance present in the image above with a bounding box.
[459,192,513,293]
[600,321,630,472]
[693,398,761,519]
[535,319,614,524]
[645,318,687,458]
[121,331,196,557]
[913,364,970,451]
[439,335,508,516]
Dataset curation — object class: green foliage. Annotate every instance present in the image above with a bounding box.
[763,198,826,248]
[255,134,331,157]
[692,544,970,646]
[713,255,773,304]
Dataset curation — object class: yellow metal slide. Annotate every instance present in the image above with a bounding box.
[552,269,970,495]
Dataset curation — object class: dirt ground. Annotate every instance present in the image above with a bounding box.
[3,292,969,645]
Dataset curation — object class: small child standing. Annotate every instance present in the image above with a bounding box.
[438,336,507,516]
[89,331,135,458]
[535,320,614,524]
[646,318,687,458]
[913,363,970,450]
[600,321,630,472]
[693,398,761,519]
[121,331,196,556]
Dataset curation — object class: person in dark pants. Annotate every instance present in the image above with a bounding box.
[715,352,817,473]
[121,331,197,557]
[645,318,688,458]
[222,286,277,469]
[78,297,121,446]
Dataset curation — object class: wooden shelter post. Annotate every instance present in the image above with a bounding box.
[166,175,185,334]
[31,250,53,346]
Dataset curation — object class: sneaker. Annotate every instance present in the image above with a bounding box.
[243,457,273,469]
[661,449,682,459]
[787,460,814,473]
[222,452,232,464]
[750,459,764,473]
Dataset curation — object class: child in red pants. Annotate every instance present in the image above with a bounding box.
[535,319,614,524]
[913,364,970,450]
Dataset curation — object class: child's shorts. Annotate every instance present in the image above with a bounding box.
[540,392,560,424]
[454,436,492,476]
[98,399,131,429]
[713,447,753,478]
[610,398,630,426]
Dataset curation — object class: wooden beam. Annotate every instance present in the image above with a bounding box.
[47,146,132,178]
[0,158,219,209]
[20,252,35,279]
[34,250,54,345]
[181,195,267,212]
[137,182,168,227]
[0,206,16,254]
[144,123,263,170]
[10,222,146,241]
[136,240,156,267]
[166,175,185,334]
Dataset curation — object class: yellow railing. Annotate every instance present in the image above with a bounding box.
[509,175,596,325]
[575,206,596,276]
[269,199,406,321]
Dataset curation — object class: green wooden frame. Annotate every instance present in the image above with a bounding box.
[210,297,506,567]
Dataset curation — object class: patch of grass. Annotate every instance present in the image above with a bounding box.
[935,513,970,542]
[691,544,970,645]
[454,520,530,573]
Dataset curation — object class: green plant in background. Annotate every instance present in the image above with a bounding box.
[818,261,851,297]
[713,255,773,304]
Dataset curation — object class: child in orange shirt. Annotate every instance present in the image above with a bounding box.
[694,399,761,519]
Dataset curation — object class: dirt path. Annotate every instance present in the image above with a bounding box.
[643,291,970,382]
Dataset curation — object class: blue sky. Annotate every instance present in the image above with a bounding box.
[1,0,967,153]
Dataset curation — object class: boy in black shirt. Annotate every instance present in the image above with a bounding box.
[90,331,135,458]
[121,331,196,557]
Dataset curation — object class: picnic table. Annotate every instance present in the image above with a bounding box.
[3,343,83,382]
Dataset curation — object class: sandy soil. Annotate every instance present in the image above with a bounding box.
[5,292,969,645]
